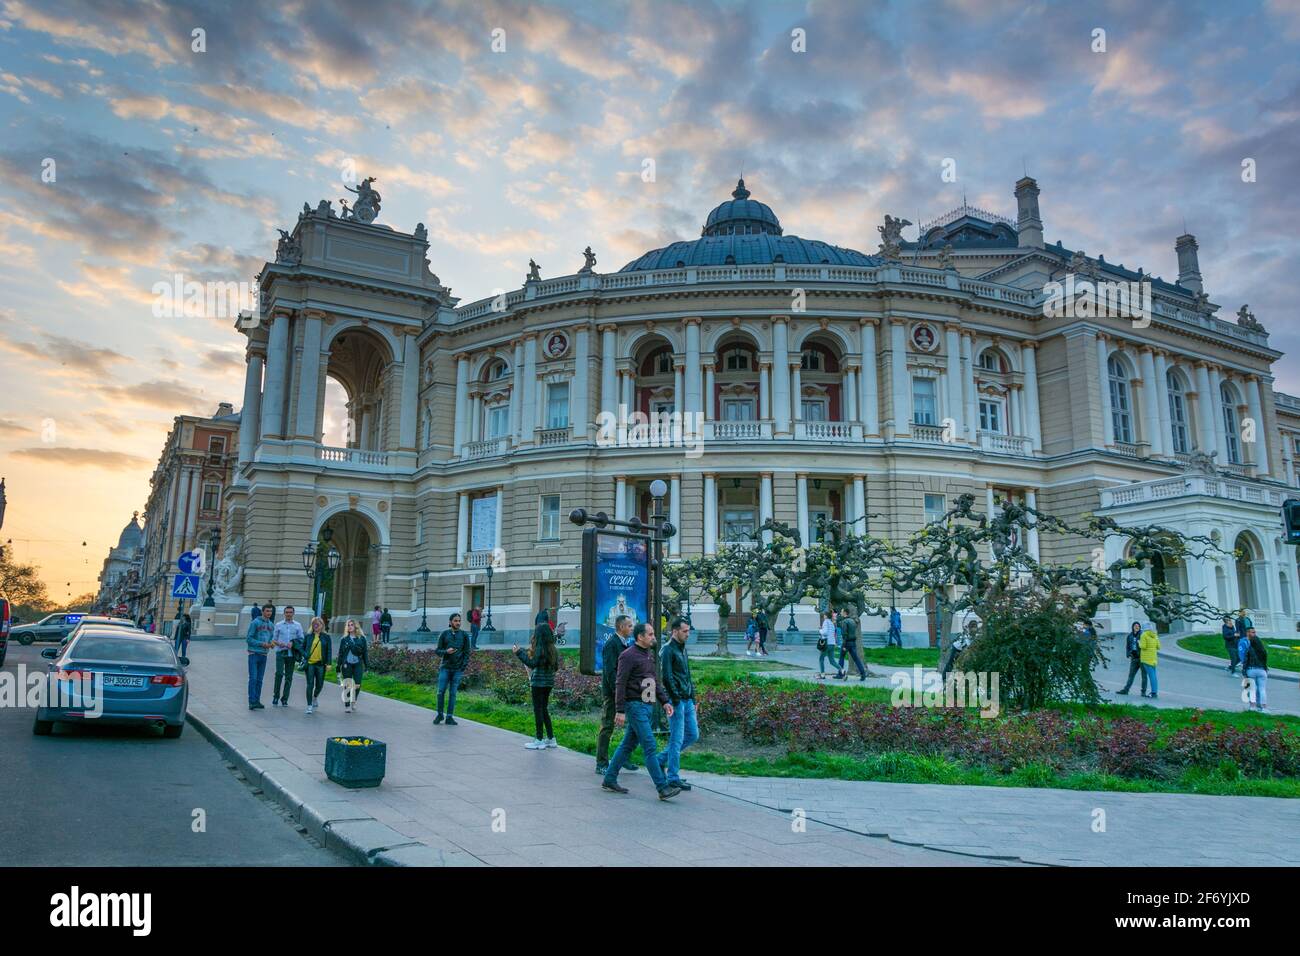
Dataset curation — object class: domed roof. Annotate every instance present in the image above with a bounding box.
[117,512,143,551]
[620,179,880,273]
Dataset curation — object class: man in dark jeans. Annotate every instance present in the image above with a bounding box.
[173,610,192,659]
[433,613,471,725]
[595,615,640,775]
[1115,623,1147,696]
[245,604,275,709]
[835,605,868,680]
[602,622,679,801]
[657,617,698,790]
[1222,616,1240,674]
[887,605,903,647]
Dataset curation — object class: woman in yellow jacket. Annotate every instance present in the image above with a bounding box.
[1138,625,1161,699]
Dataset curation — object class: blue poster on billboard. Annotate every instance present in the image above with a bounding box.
[592,532,649,667]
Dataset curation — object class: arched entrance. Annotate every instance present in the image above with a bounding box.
[324,328,395,452]
[1234,532,1262,614]
[318,511,380,631]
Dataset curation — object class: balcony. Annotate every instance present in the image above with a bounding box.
[910,423,947,443]
[1111,441,1143,459]
[464,437,507,460]
[537,427,570,447]
[464,550,495,569]
[796,420,857,441]
[978,431,1033,456]
[1100,474,1285,510]
[316,444,389,467]
[706,420,772,441]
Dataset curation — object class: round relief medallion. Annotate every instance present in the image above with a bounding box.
[316,495,328,507]
[543,330,569,359]
[378,501,388,513]
[910,323,939,353]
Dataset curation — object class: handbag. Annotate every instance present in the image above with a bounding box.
[816,636,828,651]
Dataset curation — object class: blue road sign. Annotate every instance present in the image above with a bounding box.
[178,550,204,574]
[171,574,201,599]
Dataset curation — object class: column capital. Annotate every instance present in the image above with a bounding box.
[454,351,471,363]
[760,471,774,480]
[1096,331,1109,345]
[1137,344,1154,356]
[858,316,880,327]
[702,472,716,480]
[759,360,771,370]
[683,316,703,327]
[771,315,789,325]
[889,317,908,328]
[598,323,618,334]
[1022,339,1039,351]
[796,472,808,480]
[271,308,294,320]
[788,359,802,369]
[844,362,861,373]
[301,308,327,320]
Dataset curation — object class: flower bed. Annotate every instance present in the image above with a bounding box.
[698,681,1300,781]
[366,645,604,712]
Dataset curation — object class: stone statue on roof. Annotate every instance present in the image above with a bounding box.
[877,215,911,260]
[579,246,597,273]
[275,229,302,265]
[1185,449,1218,476]
[1236,304,1266,333]
[342,176,382,224]
[935,242,955,271]
[527,258,541,282]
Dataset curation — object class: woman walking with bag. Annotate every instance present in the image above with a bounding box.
[338,619,370,714]
[816,609,844,679]
[514,623,559,749]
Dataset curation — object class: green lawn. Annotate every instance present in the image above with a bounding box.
[1178,633,1300,673]
[327,667,1300,798]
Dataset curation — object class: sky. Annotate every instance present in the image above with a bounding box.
[1,0,1299,600]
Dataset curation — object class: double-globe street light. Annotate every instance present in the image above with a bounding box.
[302,526,341,621]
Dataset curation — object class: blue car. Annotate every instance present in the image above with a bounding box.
[34,626,189,738]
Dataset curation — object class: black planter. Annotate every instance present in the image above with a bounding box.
[325,736,387,789]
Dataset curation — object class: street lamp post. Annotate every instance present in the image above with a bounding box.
[302,526,340,622]
[481,564,496,634]
[202,526,221,608]
[416,569,431,632]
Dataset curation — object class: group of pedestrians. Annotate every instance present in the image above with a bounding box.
[815,607,868,681]
[1222,610,1271,710]
[244,604,368,714]
[744,609,769,656]
[1116,621,1161,698]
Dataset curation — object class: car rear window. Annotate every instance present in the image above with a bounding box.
[71,636,176,664]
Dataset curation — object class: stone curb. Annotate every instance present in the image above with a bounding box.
[186,705,482,866]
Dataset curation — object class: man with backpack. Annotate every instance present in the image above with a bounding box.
[1115,622,1147,696]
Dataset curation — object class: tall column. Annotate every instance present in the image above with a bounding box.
[944,324,962,438]
[468,393,481,443]
[1022,340,1042,452]
[844,366,858,421]
[1009,385,1021,436]
[1207,366,1228,462]
[703,361,715,420]
[453,353,470,456]
[511,341,524,438]
[684,318,702,417]
[859,318,879,435]
[758,362,771,420]
[573,326,589,439]
[962,332,977,441]
[1193,361,1215,455]
[1096,334,1114,445]
[772,317,791,435]
[238,351,264,465]
[599,325,617,416]
[259,311,290,440]
[521,334,538,445]
[796,474,809,545]
[852,476,866,533]
[1153,350,1171,457]
[789,361,802,423]
[673,363,684,415]
[493,488,504,552]
[760,473,774,543]
[615,476,628,522]
[1246,375,1270,474]
[1138,347,1162,456]
[669,476,681,557]
[619,368,633,412]
[842,481,854,526]
[293,311,324,441]
[890,318,909,435]
[1025,489,1040,561]
[398,331,419,450]
[456,493,468,563]
[703,474,717,555]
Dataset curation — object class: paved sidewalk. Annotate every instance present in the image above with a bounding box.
[185,640,1001,867]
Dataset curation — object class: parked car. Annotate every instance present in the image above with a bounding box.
[34,626,189,738]
[56,616,144,651]
[0,595,10,667]
[11,611,88,645]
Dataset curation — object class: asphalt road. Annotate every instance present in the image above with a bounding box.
[0,643,350,866]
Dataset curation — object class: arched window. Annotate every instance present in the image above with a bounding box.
[722,346,751,371]
[1107,356,1133,444]
[800,348,823,371]
[1221,382,1241,464]
[1167,371,1189,454]
[978,349,1006,373]
[485,359,510,382]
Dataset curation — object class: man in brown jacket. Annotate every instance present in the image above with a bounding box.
[601,623,680,800]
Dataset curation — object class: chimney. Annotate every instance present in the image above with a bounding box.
[1175,233,1202,294]
[215,402,234,418]
[1014,176,1043,248]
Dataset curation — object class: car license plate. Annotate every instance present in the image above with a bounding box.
[103,675,145,688]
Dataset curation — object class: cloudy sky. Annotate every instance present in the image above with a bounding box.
[1,0,1299,597]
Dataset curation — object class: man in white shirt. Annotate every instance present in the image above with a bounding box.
[271,606,305,707]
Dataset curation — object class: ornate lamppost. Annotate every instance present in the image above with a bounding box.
[416,568,431,632]
[481,564,496,634]
[202,526,221,608]
[302,526,341,620]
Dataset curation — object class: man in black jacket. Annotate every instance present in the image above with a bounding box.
[595,615,640,775]
[1115,622,1147,696]
[656,617,698,790]
[602,623,679,800]
[433,613,471,725]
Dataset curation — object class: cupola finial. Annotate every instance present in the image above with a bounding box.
[732,178,750,200]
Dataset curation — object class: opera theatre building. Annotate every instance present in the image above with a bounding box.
[221,176,1300,643]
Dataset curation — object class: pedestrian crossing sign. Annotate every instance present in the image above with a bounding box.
[171,574,201,599]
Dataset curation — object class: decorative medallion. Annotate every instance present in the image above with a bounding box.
[543,330,569,359]
[348,493,360,511]
[378,501,388,513]
[316,495,328,507]
[910,322,939,353]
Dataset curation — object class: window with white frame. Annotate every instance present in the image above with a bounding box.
[1107,356,1134,444]
[924,493,946,524]
[978,350,1004,373]
[809,508,830,543]
[912,377,937,425]
[722,508,756,542]
[207,436,225,460]
[201,482,221,512]
[800,349,823,371]
[485,404,509,439]
[1221,382,1241,464]
[801,398,827,421]
[546,382,569,429]
[979,398,1003,433]
[539,494,561,540]
[1167,371,1190,454]
[722,347,751,371]
[722,398,755,421]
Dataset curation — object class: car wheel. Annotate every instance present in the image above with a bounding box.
[33,719,53,736]
[18,633,33,646]
[162,723,184,739]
